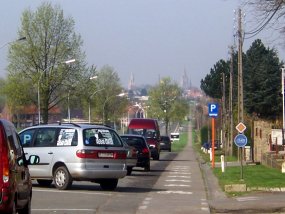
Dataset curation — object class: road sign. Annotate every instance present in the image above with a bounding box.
[234,134,248,147]
[208,103,218,117]
[236,122,246,133]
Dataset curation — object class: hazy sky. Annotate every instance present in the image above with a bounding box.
[0,0,284,88]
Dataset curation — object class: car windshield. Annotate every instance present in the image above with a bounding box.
[83,128,123,147]
[128,128,157,139]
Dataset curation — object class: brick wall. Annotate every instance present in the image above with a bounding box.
[253,120,273,162]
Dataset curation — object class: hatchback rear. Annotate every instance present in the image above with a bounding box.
[120,134,151,171]
[19,123,127,190]
[0,119,39,214]
[160,135,172,152]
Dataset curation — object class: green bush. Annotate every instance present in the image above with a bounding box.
[200,125,208,145]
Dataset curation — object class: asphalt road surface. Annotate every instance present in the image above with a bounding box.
[30,123,209,214]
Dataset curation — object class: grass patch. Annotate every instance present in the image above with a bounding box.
[213,164,285,190]
[171,132,188,152]
[192,127,285,195]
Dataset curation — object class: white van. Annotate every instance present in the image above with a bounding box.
[170,132,180,142]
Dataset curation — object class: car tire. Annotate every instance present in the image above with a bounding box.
[53,166,73,190]
[8,200,17,214]
[127,167,132,175]
[100,179,118,191]
[18,195,31,214]
[144,162,150,171]
[37,179,53,187]
[153,153,160,160]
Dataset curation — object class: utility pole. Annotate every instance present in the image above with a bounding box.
[229,46,234,156]
[222,73,226,152]
[237,8,245,179]
[237,8,244,124]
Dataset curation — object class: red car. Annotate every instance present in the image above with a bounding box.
[127,118,161,160]
[0,119,39,214]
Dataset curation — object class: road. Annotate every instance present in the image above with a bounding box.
[30,123,210,214]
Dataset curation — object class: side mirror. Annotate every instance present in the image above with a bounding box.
[28,155,40,165]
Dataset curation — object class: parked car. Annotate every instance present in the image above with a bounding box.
[120,134,151,172]
[127,118,161,160]
[122,140,138,175]
[160,135,172,152]
[0,119,39,214]
[19,123,127,191]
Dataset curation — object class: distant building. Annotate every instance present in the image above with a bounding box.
[181,69,191,91]
[128,72,135,90]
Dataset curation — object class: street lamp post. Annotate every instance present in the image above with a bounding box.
[38,59,75,124]
[88,87,104,123]
[103,93,125,124]
[0,37,26,50]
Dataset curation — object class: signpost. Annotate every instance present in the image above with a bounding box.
[234,122,247,180]
[234,134,248,147]
[208,103,218,168]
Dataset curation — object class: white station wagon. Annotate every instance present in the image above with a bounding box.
[19,123,127,190]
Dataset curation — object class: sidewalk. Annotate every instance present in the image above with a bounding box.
[200,156,285,213]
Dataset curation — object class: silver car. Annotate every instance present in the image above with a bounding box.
[19,123,127,190]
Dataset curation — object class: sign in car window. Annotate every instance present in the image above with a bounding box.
[57,129,76,146]
[84,129,122,146]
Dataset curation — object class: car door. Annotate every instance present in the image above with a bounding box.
[7,124,30,206]
[20,128,58,178]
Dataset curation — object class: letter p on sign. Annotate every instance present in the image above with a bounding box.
[208,103,218,117]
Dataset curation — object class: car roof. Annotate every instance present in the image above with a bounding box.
[19,123,113,132]
[128,118,158,129]
[120,134,145,139]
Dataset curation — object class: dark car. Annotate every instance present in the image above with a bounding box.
[0,119,39,214]
[120,134,151,171]
[160,135,172,152]
[122,140,138,175]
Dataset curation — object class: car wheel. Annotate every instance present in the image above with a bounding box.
[153,153,160,160]
[100,179,118,191]
[127,167,132,175]
[17,195,31,214]
[9,200,16,214]
[37,179,53,187]
[144,162,150,171]
[169,148,171,152]
[53,166,73,190]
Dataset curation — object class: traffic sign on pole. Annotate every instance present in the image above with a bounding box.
[208,103,218,117]
[236,122,246,133]
[234,134,248,147]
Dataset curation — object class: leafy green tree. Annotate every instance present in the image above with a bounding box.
[148,77,188,134]
[200,59,230,99]
[6,2,89,124]
[90,65,127,125]
[244,39,282,119]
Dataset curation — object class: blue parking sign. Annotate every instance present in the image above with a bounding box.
[208,103,218,117]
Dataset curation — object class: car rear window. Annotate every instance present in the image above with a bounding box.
[121,137,146,150]
[84,128,123,147]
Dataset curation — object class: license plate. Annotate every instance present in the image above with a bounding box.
[98,152,114,158]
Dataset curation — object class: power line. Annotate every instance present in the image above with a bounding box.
[244,1,283,40]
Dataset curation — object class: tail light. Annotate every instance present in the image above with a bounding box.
[142,147,150,155]
[76,149,127,159]
[0,125,9,186]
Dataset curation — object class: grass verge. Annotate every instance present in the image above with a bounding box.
[171,131,188,152]
[192,128,285,195]
[213,165,285,188]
